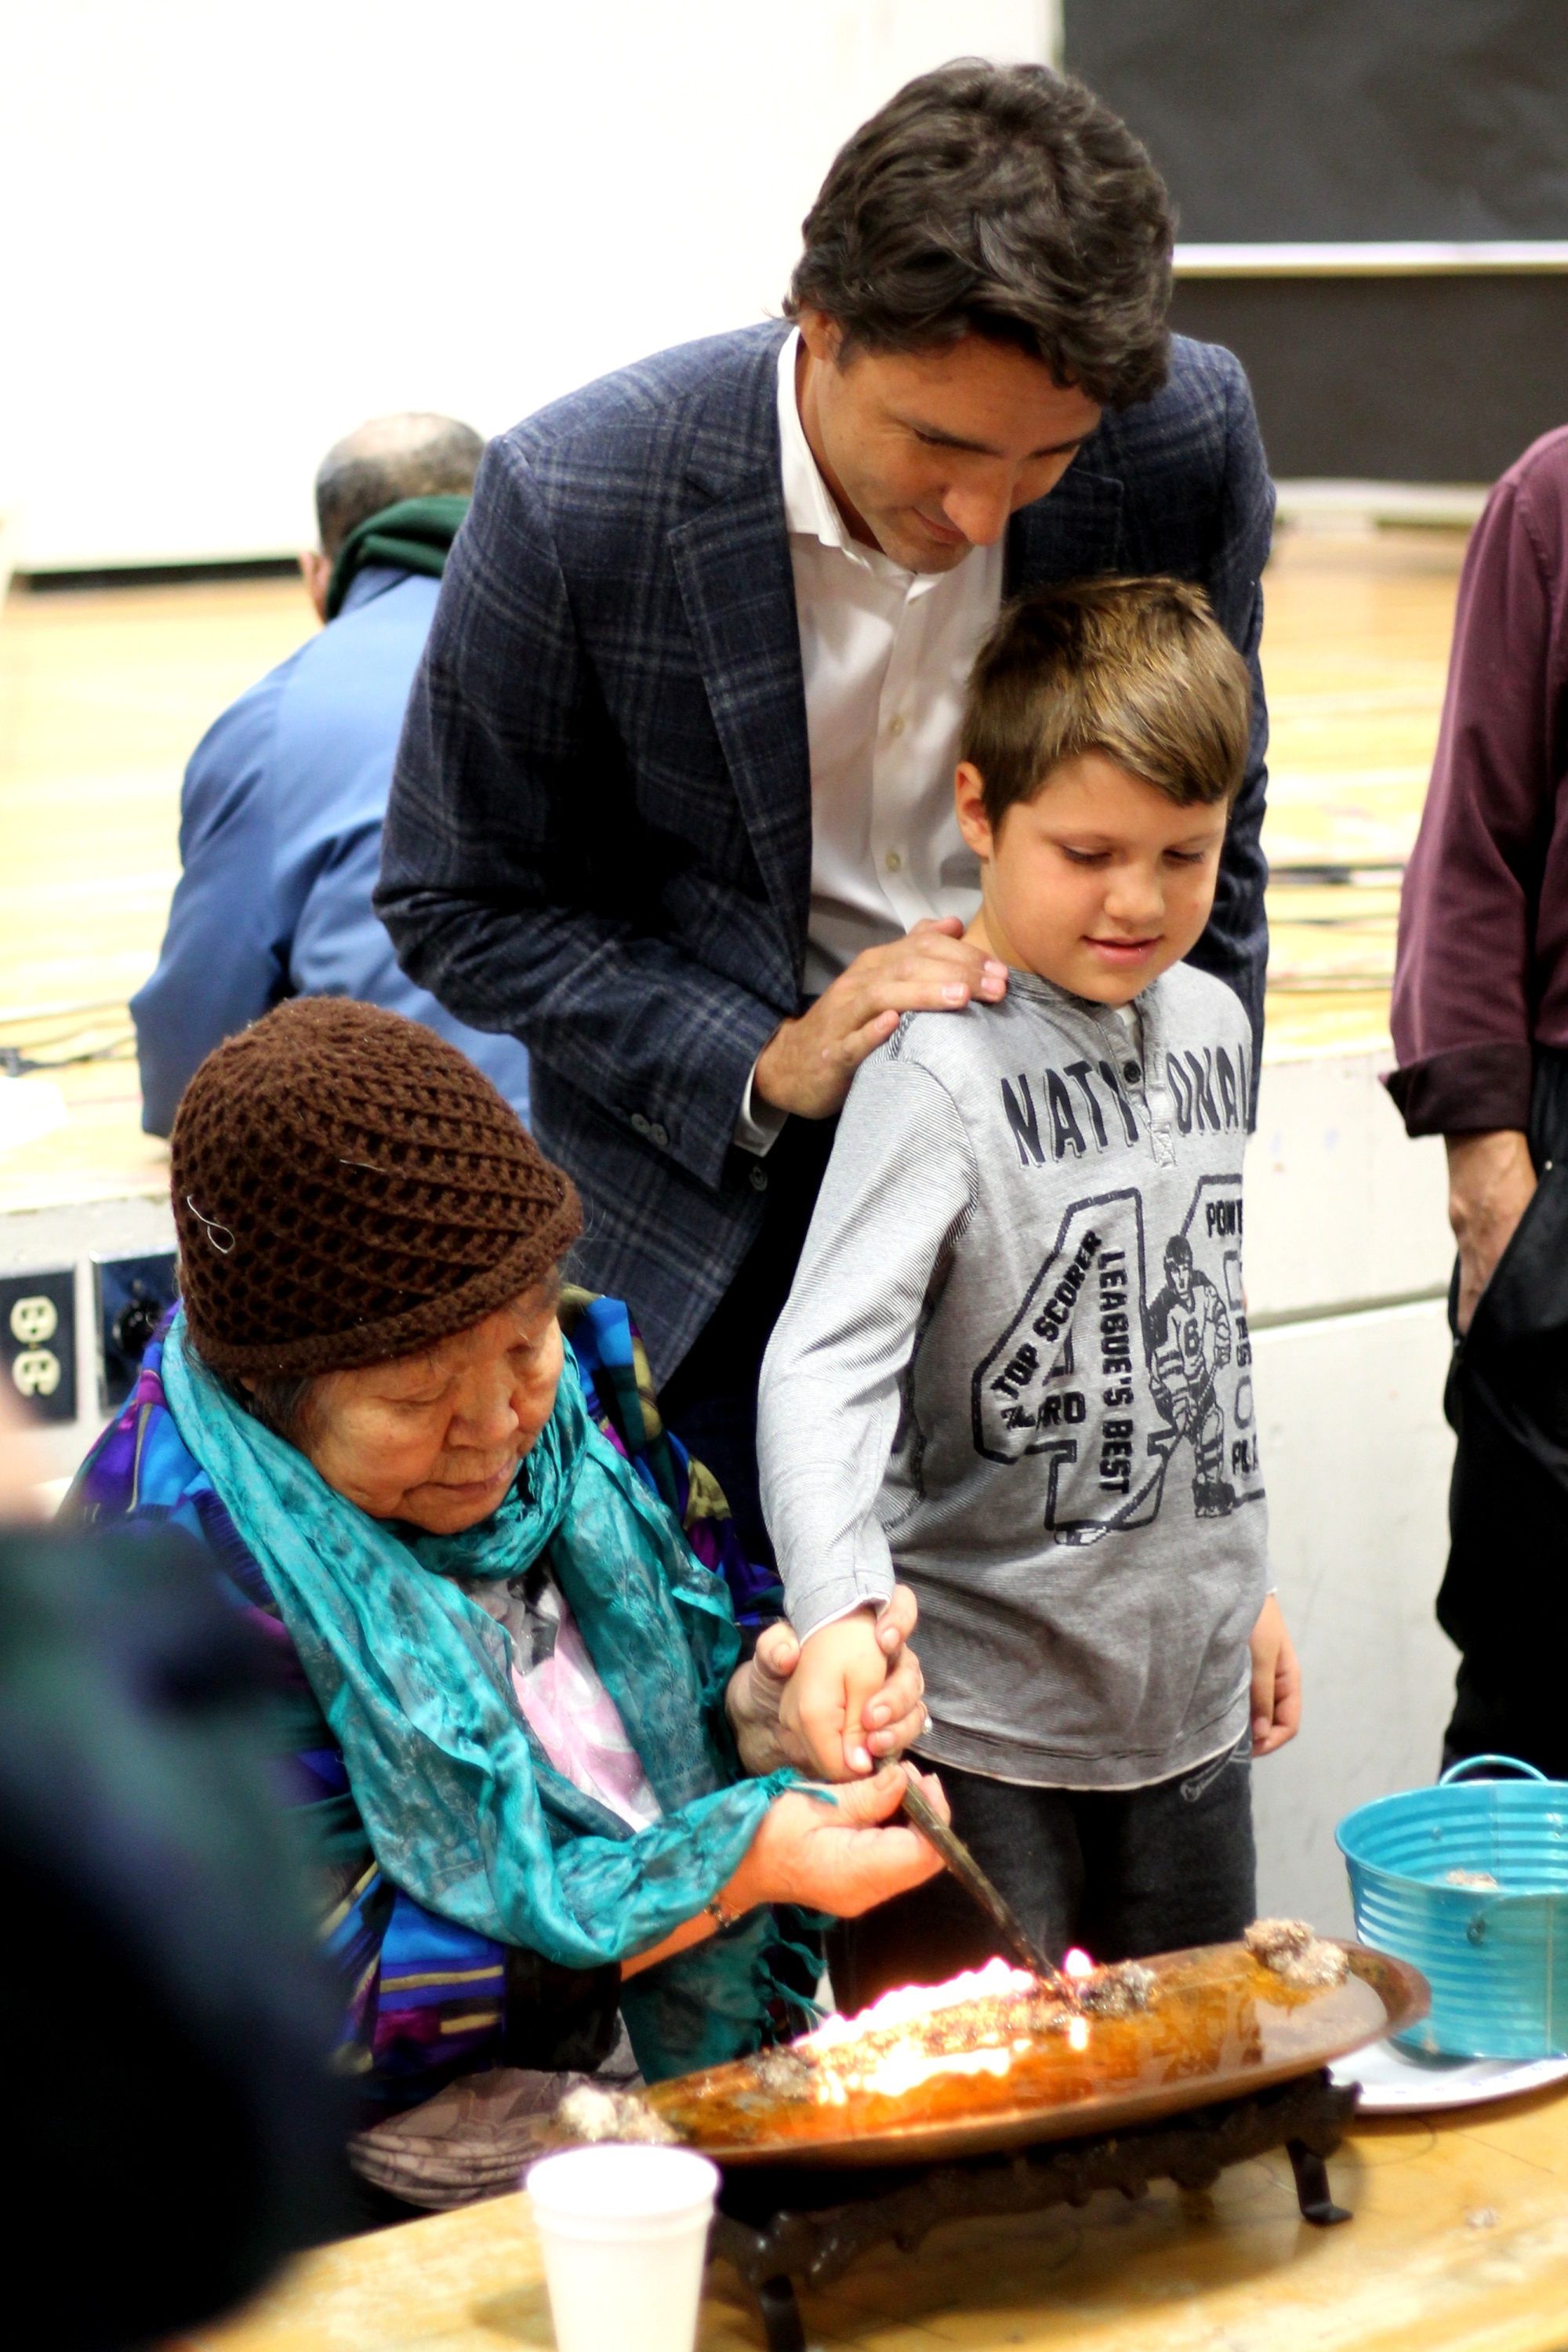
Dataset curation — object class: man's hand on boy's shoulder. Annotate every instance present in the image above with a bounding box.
[772,1597,927,1780]
[753,919,1009,1120]
[1248,1592,1301,1757]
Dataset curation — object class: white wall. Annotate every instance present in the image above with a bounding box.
[1247,1049,1452,1319]
[1245,1051,1458,1935]
[1250,1301,1458,1934]
[0,0,1058,569]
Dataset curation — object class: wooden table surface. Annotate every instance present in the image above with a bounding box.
[177,2082,1568,2352]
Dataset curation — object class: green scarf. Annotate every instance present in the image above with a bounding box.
[159,1316,789,1984]
[324,493,470,620]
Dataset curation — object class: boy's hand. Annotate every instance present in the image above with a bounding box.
[729,1587,927,1777]
[776,1606,902,1779]
[1249,1592,1301,1756]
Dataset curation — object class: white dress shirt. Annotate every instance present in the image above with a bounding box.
[735,330,1006,1152]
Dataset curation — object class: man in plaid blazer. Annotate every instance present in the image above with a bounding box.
[379,63,1272,1555]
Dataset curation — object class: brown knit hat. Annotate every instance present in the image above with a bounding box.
[170,998,581,1377]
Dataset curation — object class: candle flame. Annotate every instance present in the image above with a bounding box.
[862,2043,1013,2100]
[805,1957,1034,2049]
[799,1958,1044,2104]
[1063,1947,1095,1979]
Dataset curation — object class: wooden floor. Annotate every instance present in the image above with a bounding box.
[0,575,316,1210]
[0,528,1468,1210]
[1258,526,1465,1058]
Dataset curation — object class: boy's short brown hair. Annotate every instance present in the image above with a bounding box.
[960,577,1251,831]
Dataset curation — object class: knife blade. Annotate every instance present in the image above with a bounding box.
[899,1770,1079,2005]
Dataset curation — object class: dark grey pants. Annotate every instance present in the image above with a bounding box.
[831,1737,1257,2013]
[1439,1044,1568,1780]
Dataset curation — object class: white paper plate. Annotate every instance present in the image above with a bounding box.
[1329,2038,1568,2113]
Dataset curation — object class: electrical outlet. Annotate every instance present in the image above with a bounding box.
[93,1251,179,1412]
[1,1268,78,1423]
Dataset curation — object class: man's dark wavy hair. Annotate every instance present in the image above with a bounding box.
[785,60,1174,409]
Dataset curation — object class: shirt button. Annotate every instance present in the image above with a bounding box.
[630,1112,651,1135]
[885,850,903,873]
[750,1164,768,1192]
[649,1121,670,1150]
[1123,1061,1141,1083]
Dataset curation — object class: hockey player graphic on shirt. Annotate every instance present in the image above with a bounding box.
[1145,1232,1235,1519]
[972,1178,1262,1540]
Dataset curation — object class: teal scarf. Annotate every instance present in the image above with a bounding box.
[160,1316,789,1979]
[325,493,469,620]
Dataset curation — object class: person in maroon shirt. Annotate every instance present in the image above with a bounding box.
[1388,424,1568,1775]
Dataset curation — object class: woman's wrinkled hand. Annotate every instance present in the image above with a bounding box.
[724,1762,948,1918]
[726,1586,927,1777]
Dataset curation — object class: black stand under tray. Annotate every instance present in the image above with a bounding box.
[710,2067,1359,2352]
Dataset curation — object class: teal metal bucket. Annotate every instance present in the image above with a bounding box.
[1338,1756,1568,2058]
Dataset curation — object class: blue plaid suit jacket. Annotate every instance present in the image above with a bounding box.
[379,322,1272,1377]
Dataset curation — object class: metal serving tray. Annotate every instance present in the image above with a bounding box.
[644,1940,1428,2169]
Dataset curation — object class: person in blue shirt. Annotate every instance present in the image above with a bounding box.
[132,413,531,1134]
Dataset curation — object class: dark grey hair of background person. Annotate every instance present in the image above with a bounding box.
[314,413,487,558]
[784,57,1173,403]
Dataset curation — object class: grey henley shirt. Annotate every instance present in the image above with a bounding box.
[757,963,1270,1791]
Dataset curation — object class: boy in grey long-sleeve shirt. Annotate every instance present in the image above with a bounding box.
[758,579,1299,2006]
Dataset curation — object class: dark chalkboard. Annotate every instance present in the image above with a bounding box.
[1063,2,1568,477]
[1169,275,1568,479]
[1064,0,1568,241]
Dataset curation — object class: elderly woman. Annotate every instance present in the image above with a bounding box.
[71,1000,939,2114]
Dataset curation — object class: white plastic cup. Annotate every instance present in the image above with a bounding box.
[526,2144,721,2352]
